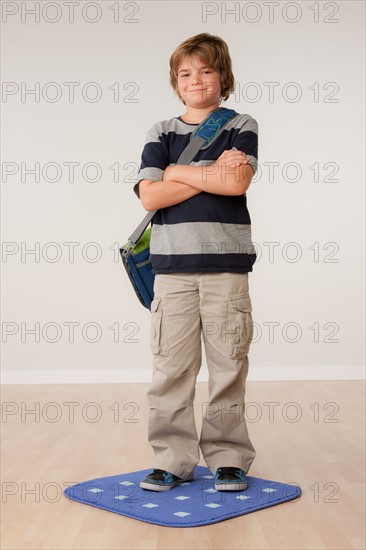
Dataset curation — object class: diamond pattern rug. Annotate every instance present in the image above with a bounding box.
[63,465,301,527]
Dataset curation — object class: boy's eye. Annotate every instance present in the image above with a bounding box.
[181,70,212,77]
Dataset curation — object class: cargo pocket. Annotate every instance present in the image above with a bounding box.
[150,296,169,357]
[227,294,253,359]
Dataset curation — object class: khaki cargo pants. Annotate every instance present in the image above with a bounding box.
[146,271,256,479]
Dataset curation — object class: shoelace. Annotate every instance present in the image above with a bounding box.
[150,469,167,479]
[151,468,181,481]
[217,467,242,478]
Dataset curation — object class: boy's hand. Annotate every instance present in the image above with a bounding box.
[214,149,251,170]
[163,165,175,181]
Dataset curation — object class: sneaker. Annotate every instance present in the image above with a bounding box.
[140,468,195,491]
[214,467,248,491]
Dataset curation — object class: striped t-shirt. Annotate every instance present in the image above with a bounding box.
[134,108,258,274]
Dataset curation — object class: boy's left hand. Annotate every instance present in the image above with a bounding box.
[163,165,175,181]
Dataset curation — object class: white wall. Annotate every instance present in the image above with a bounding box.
[1,0,365,383]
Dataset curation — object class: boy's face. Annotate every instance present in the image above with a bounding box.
[176,55,221,108]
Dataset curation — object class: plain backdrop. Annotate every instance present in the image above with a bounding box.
[1,0,365,383]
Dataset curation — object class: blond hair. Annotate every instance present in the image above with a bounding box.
[169,33,235,105]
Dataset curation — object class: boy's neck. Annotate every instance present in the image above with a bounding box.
[181,104,222,124]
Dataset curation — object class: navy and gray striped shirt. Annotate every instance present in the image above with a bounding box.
[134,110,258,274]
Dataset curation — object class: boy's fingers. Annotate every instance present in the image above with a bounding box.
[224,154,249,163]
[218,151,249,165]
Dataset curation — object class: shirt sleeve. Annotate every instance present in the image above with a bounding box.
[231,115,258,175]
[133,122,168,199]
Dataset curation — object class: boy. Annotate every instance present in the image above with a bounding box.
[134,33,258,492]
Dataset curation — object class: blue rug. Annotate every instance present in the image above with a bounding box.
[63,465,301,527]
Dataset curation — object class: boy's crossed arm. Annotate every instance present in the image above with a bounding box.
[139,149,254,211]
[167,149,254,195]
[139,178,202,211]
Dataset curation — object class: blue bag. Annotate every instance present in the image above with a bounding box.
[120,227,155,310]
[120,107,239,311]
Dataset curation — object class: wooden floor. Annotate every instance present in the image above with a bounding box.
[1,380,365,549]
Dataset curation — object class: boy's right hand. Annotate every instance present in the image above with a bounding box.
[214,148,250,169]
